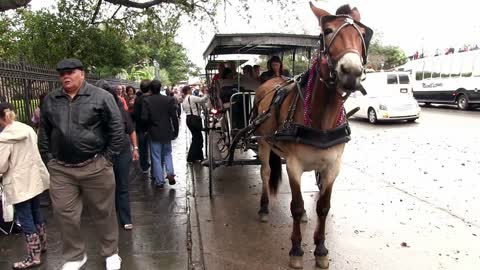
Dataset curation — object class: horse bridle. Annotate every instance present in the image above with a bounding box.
[317,15,373,92]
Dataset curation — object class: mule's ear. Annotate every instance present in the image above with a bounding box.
[309,1,330,20]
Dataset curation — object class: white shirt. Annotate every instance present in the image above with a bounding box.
[182,94,208,116]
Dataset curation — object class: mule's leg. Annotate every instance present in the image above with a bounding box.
[286,161,305,269]
[313,183,333,269]
[257,139,271,222]
[314,163,342,268]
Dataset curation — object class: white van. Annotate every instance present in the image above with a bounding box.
[345,72,421,124]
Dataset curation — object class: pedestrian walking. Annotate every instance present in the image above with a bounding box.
[141,80,179,188]
[97,80,139,231]
[133,80,152,176]
[0,103,50,269]
[38,58,124,270]
[181,85,209,163]
[115,85,129,112]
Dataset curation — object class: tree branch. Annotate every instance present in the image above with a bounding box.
[90,0,103,24]
[111,5,122,19]
[104,0,189,9]
[0,0,32,11]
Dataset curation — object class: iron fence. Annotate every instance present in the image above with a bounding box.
[0,60,137,125]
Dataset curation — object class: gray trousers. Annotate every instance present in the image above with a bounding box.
[48,155,118,261]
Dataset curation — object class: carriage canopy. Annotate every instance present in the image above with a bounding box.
[203,33,319,59]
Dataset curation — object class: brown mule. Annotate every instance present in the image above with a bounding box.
[254,2,373,269]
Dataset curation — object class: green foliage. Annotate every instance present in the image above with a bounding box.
[368,41,408,70]
[0,0,196,84]
[159,69,171,86]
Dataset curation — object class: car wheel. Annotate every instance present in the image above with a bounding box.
[457,94,470,110]
[424,102,431,107]
[407,118,417,123]
[368,108,377,124]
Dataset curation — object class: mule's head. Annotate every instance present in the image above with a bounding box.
[310,2,373,93]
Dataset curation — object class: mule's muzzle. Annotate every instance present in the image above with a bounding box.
[339,73,362,92]
[336,53,363,92]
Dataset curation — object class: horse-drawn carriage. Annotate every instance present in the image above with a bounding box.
[202,33,319,197]
[200,3,373,269]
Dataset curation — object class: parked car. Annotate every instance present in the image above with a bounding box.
[345,72,421,124]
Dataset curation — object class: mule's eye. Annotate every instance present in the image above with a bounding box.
[324,28,333,35]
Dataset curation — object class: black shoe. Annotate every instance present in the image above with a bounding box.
[166,175,176,185]
[156,183,165,189]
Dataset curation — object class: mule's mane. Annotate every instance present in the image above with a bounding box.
[335,4,353,15]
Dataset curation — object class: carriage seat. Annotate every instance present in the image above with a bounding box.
[215,78,261,104]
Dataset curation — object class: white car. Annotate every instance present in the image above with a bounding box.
[345,72,421,124]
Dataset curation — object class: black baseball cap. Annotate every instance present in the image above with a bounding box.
[56,58,84,72]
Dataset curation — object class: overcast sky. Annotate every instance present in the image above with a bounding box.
[31,0,480,68]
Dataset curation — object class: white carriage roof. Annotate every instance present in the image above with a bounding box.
[203,33,319,59]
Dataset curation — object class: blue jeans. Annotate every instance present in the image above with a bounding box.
[136,129,150,172]
[113,150,132,226]
[14,195,44,234]
[150,141,174,185]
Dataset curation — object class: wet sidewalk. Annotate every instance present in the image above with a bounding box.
[188,116,480,270]
[0,118,195,270]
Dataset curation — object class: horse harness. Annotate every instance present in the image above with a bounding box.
[266,73,351,149]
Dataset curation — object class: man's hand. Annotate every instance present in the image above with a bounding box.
[132,149,139,161]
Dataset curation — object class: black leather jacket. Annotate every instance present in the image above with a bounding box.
[38,81,124,164]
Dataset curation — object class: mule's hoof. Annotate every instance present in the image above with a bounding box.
[301,212,308,223]
[315,255,329,269]
[259,213,269,223]
[289,256,303,269]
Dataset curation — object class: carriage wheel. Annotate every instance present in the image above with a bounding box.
[204,129,209,159]
[208,130,215,198]
[204,111,210,158]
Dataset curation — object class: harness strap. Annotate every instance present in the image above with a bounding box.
[284,92,299,125]
[272,123,351,149]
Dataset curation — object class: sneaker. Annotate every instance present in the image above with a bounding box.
[61,254,87,270]
[123,224,133,230]
[105,254,122,270]
[155,183,164,189]
[166,175,176,185]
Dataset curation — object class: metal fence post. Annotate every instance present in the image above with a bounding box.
[20,58,32,124]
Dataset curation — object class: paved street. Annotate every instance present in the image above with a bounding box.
[191,106,480,270]
[1,106,479,270]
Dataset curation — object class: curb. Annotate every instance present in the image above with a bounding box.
[186,127,206,270]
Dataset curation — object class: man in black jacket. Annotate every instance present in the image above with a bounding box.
[38,58,124,270]
[141,80,179,188]
[133,79,151,176]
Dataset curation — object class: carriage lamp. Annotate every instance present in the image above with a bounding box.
[379,104,388,110]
